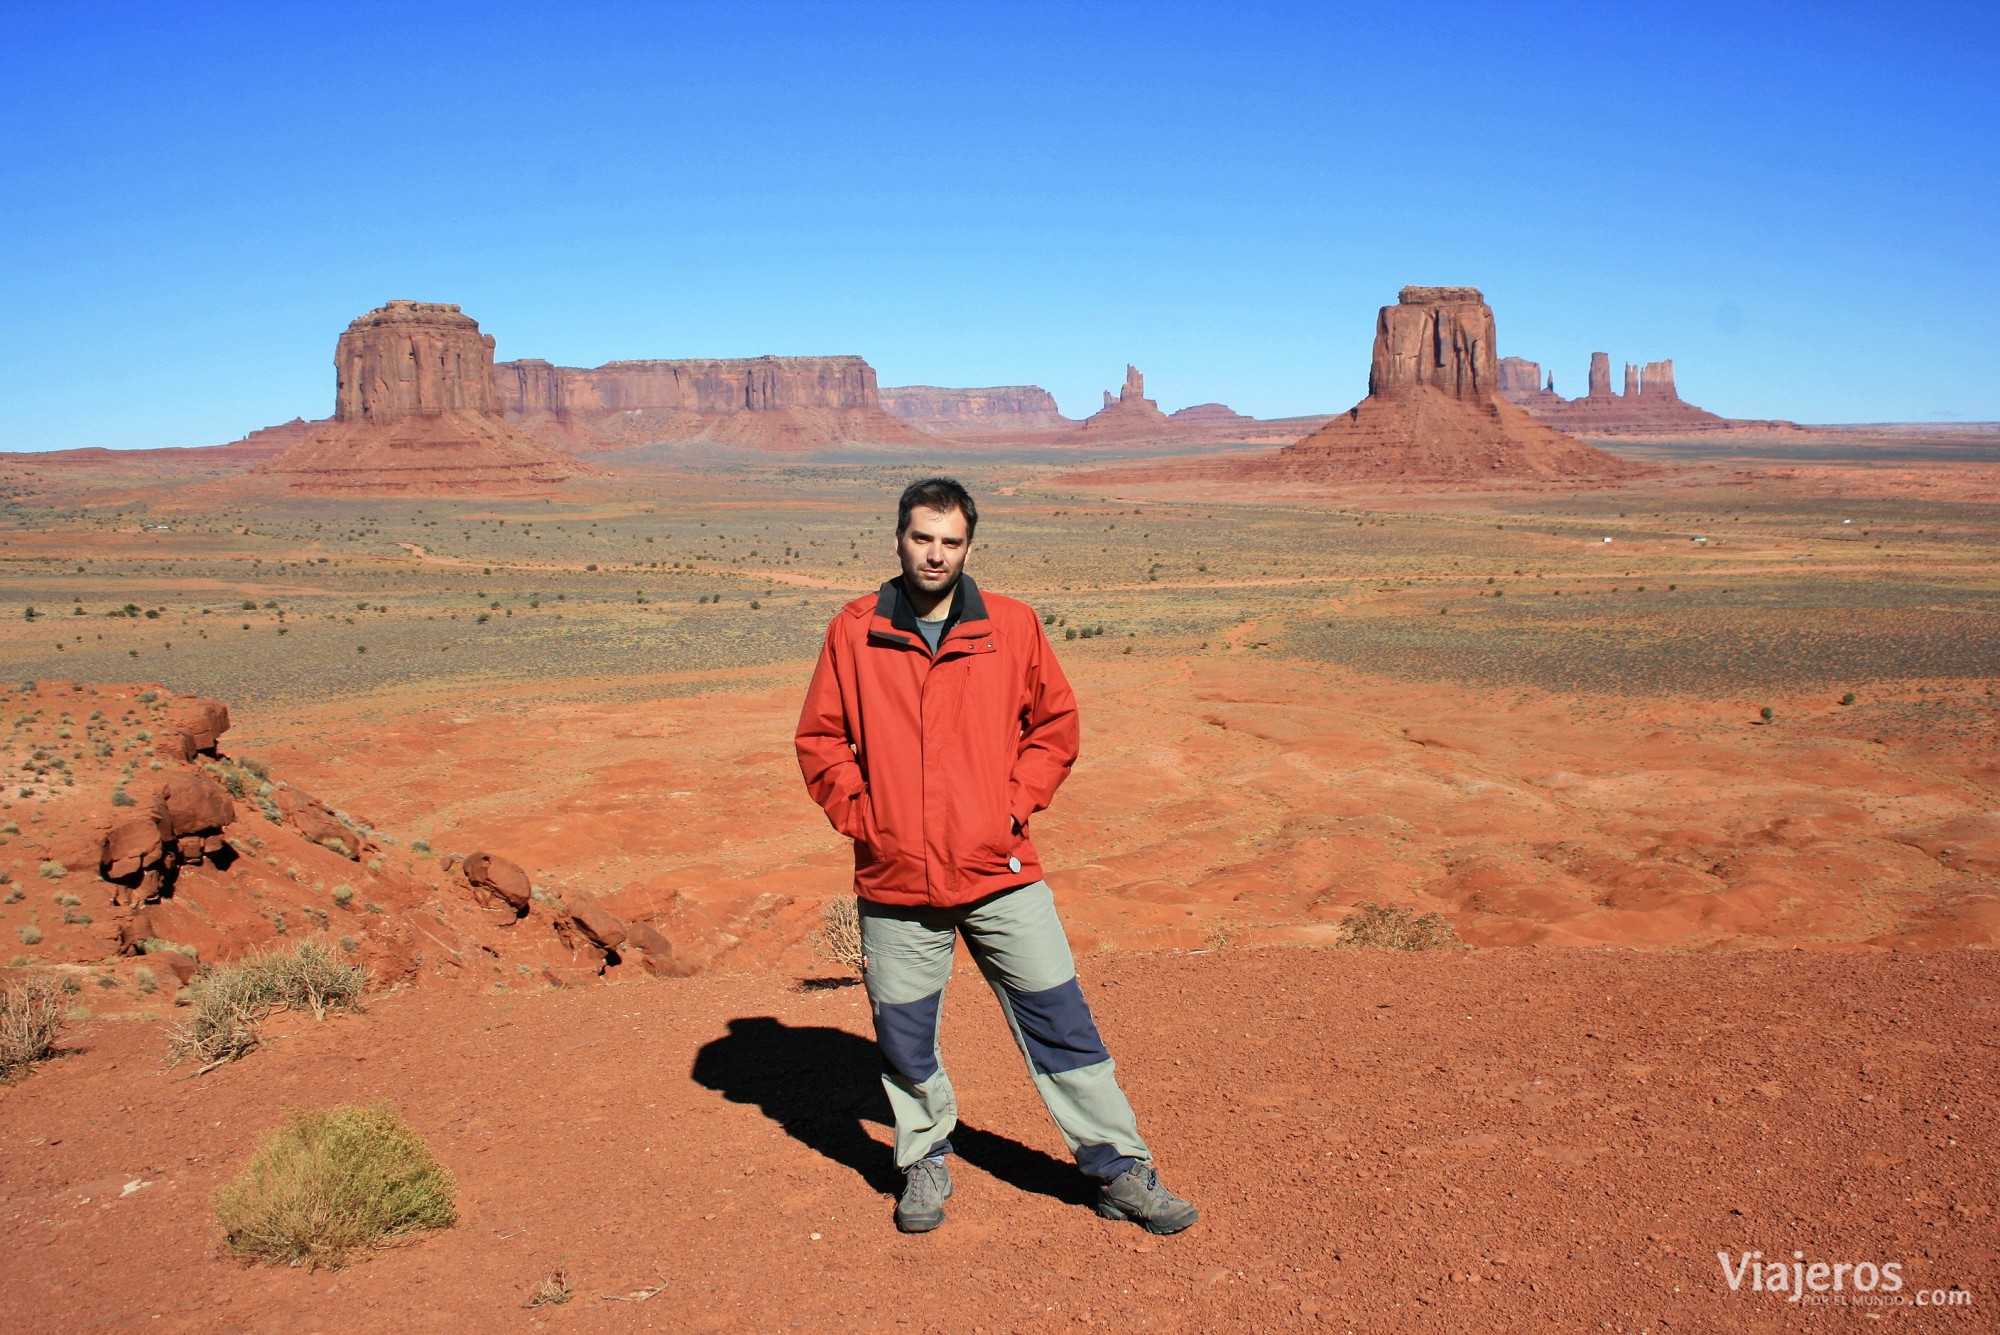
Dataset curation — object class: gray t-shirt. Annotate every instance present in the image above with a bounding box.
[914,616,947,654]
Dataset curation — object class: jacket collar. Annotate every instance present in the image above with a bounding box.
[869,574,993,652]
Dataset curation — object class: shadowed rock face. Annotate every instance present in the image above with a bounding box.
[334,301,504,423]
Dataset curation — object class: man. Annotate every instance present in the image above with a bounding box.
[795,477,1198,1235]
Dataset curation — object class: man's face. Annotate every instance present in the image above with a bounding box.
[897,505,971,599]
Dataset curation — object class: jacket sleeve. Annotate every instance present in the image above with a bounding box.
[795,618,872,842]
[1008,613,1080,827]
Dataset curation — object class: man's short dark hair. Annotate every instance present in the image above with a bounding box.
[897,477,978,540]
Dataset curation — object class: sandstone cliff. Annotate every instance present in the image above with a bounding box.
[495,355,931,451]
[259,302,583,494]
[1497,350,1735,434]
[878,384,1076,434]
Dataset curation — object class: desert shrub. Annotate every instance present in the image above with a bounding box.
[1335,901,1462,952]
[17,924,41,945]
[808,896,864,973]
[211,1101,456,1268]
[527,1262,574,1307]
[38,861,66,879]
[410,839,431,855]
[167,937,366,1071]
[135,966,157,994]
[331,885,354,907]
[111,786,136,807]
[321,837,350,857]
[0,976,64,1079]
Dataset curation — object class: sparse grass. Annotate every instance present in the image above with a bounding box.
[807,895,864,973]
[212,1101,456,1269]
[526,1262,575,1307]
[37,860,66,879]
[1335,901,1463,951]
[0,975,65,1079]
[166,937,366,1071]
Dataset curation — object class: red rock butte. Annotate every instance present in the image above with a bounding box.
[256,301,583,494]
[1497,352,1779,434]
[1270,286,1647,482]
[1078,365,1174,436]
[494,354,931,451]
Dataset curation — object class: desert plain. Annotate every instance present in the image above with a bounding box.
[0,429,1995,1331]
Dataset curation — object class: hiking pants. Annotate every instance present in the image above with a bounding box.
[858,880,1151,1181]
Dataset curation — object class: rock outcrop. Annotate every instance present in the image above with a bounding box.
[1270,288,1646,482]
[1078,365,1175,436]
[257,302,584,493]
[878,384,1076,434]
[1497,351,1737,434]
[1168,402,1254,425]
[494,355,932,451]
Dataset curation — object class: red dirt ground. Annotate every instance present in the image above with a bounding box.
[2,947,1991,1332]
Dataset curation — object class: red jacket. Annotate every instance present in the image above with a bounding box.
[795,575,1079,907]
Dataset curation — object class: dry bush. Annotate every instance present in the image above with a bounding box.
[1336,901,1463,952]
[213,1101,456,1268]
[808,896,864,974]
[0,976,64,1079]
[526,1262,574,1307]
[168,937,365,1071]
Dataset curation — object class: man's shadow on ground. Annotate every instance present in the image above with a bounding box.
[690,1016,1094,1205]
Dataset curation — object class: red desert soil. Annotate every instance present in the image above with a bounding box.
[2,948,1992,1333]
[239,656,2000,962]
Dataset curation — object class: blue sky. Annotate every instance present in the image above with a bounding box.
[2,0,1994,450]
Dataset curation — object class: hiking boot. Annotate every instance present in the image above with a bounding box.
[1096,1163,1199,1235]
[895,1155,952,1233]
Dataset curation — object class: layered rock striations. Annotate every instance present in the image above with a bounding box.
[1497,352,1735,434]
[878,384,1076,434]
[259,302,582,493]
[495,355,932,451]
[1271,287,1645,482]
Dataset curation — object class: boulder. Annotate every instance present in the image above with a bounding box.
[277,787,357,856]
[162,698,230,755]
[161,769,235,838]
[101,814,165,879]
[117,908,157,956]
[566,895,628,951]
[463,851,533,911]
[155,951,198,985]
[623,919,699,977]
